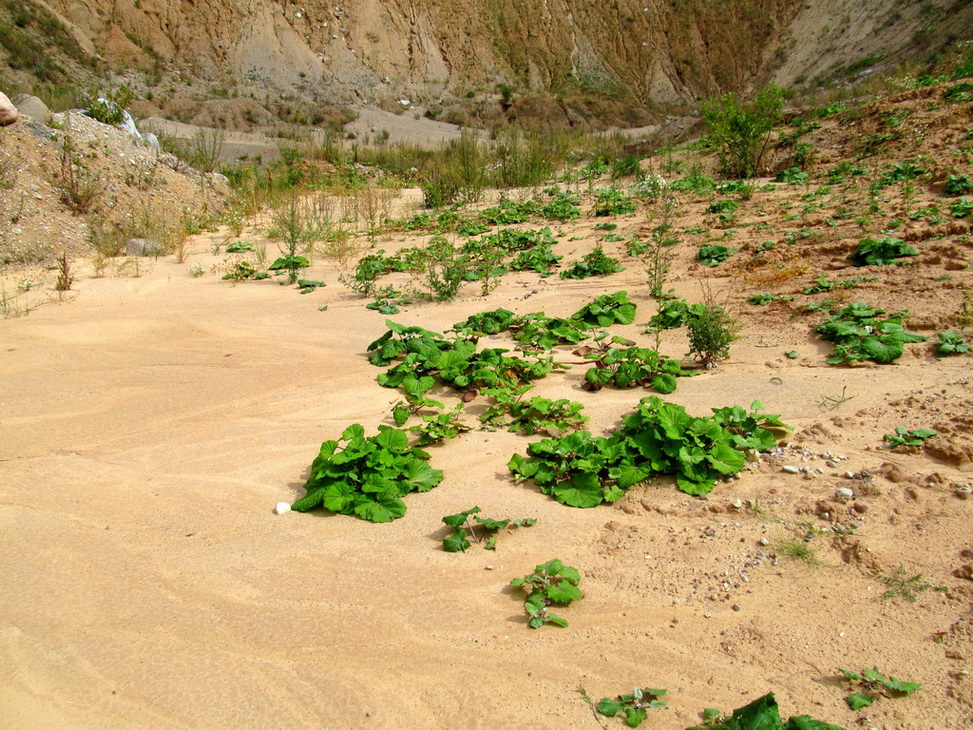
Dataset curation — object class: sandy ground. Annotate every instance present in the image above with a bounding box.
[1,202,971,729]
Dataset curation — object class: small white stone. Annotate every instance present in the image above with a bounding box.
[782,465,801,474]
[274,502,291,515]
[834,488,854,502]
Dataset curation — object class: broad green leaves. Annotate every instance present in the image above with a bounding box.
[815,303,926,365]
[509,397,790,505]
[596,687,667,728]
[883,426,937,448]
[441,506,536,552]
[849,236,918,266]
[510,559,582,628]
[685,693,846,730]
[837,666,919,712]
[292,424,444,522]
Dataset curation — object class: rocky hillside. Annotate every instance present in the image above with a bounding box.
[3,0,972,125]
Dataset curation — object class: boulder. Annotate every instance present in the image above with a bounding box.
[12,94,51,125]
[142,132,160,149]
[126,238,162,257]
[0,92,18,126]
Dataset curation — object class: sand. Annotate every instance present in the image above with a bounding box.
[1,207,971,730]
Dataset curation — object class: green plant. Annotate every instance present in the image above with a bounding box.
[582,345,687,393]
[509,397,789,503]
[291,424,444,522]
[747,293,787,305]
[480,386,588,436]
[595,687,667,728]
[593,188,638,216]
[509,244,562,277]
[441,506,536,552]
[686,693,844,730]
[950,197,973,218]
[408,404,471,446]
[802,274,877,294]
[55,130,102,214]
[815,302,927,364]
[688,301,739,368]
[539,189,582,221]
[935,330,970,357]
[510,559,582,628]
[944,173,972,196]
[480,198,538,225]
[876,565,942,602]
[572,291,636,327]
[645,215,679,299]
[701,83,784,178]
[560,247,624,279]
[267,194,330,283]
[837,667,920,711]
[647,298,704,330]
[883,426,937,448]
[452,308,519,337]
[773,167,807,184]
[511,314,590,350]
[421,237,467,301]
[698,244,733,267]
[849,236,917,266]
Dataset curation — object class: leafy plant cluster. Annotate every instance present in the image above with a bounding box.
[480,386,588,436]
[687,693,844,730]
[593,188,638,216]
[803,274,877,294]
[369,320,558,399]
[815,302,927,364]
[698,244,733,267]
[441,506,535,552]
[509,397,790,506]
[595,687,667,727]
[884,426,937,448]
[581,345,687,393]
[559,247,624,279]
[292,424,443,522]
[934,329,969,357]
[510,559,582,628]
[837,667,920,711]
[849,236,918,266]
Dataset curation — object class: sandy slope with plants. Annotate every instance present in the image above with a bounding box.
[3,86,973,729]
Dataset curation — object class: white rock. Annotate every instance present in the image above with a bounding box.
[274,502,291,515]
[781,465,801,474]
[834,487,854,502]
[0,91,18,126]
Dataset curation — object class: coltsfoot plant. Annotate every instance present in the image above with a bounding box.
[686,693,844,729]
[837,667,920,711]
[509,398,790,504]
[510,559,582,628]
[595,687,667,727]
[441,506,536,552]
[292,424,443,523]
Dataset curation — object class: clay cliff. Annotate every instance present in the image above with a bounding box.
[6,0,973,116]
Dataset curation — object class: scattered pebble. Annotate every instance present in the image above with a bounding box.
[273,502,291,515]
[732,604,741,611]
[834,488,854,502]
[704,612,712,618]
[782,465,801,474]
[759,537,770,546]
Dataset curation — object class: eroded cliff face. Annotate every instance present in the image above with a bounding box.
[27,0,973,107]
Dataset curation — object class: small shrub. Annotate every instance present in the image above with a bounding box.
[701,83,784,178]
[687,302,739,367]
[510,559,582,628]
[935,331,970,357]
